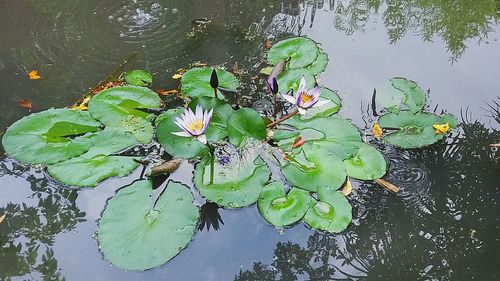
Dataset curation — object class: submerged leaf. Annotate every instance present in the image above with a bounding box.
[98,180,199,270]
[2,108,101,164]
[124,70,153,86]
[19,99,32,110]
[258,181,314,227]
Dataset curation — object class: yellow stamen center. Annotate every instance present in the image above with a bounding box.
[300,92,314,104]
[187,118,204,133]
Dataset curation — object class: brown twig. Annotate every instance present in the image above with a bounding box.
[375,178,400,193]
[267,109,299,128]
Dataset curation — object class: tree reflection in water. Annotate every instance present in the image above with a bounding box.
[235,107,499,280]
[0,160,85,281]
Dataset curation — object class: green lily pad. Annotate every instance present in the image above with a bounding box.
[304,49,329,76]
[304,191,352,233]
[391,77,426,114]
[375,81,404,114]
[299,87,341,119]
[282,143,347,193]
[343,143,387,180]
[156,109,209,159]
[2,108,101,164]
[98,180,199,270]
[88,85,161,144]
[277,69,315,93]
[227,108,266,147]
[194,154,270,208]
[47,128,139,187]
[124,70,153,87]
[279,115,362,159]
[267,37,319,68]
[188,97,234,142]
[181,67,240,99]
[257,181,314,227]
[378,111,457,148]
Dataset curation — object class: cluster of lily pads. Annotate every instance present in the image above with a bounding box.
[1,36,456,271]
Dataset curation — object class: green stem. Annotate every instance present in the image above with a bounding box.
[209,147,215,185]
[213,87,218,99]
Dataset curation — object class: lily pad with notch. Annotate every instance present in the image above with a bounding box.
[194,154,270,208]
[343,143,387,181]
[304,48,329,76]
[267,37,320,68]
[258,181,314,227]
[181,67,240,99]
[88,85,161,144]
[2,108,101,164]
[304,191,352,233]
[47,128,140,187]
[98,180,199,271]
[227,108,266,147]
[282,143,347,193]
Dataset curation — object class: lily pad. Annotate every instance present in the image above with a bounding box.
[343,143,387,180]
[88,85,161,144]
[279,115,362,159]
[257,181,314,227]
[181,67,240,99]
[304,191,352,233]
[188,97,234,142]
[375,81,405,114]
[124,70,153,87]
[47,128,139,187]
[98,180,199,270]
[378,111,457,148]
[277,69,315,93]
[227,108,266,147]
[304,49,329,76]
[391,77,426,114]
[156,109,209,159]
[267,37,319,68]
[299,87,341,119]
[194,154,270,208]
[282,143,347,193]
[2,108,101,164]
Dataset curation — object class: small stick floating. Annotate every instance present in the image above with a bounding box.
[375,178,400,193]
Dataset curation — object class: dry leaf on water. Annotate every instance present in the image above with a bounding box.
[372,123,383,139]
[341,178,353,196]
[0,214,5,224]
[29,70,42,80]
[157,89,179,96]
[264,39,271,49]
[19,99,32,110]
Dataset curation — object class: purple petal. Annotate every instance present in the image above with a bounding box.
[309,86,321,99]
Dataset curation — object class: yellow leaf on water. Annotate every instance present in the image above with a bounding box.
[0,214,5,224]
[29,70,42,80]
[433,123,450,134]
[341,178,352,196]
[372,122,383,139]
[172,73,183,80]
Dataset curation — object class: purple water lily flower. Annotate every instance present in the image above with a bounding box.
[281,76,330,115]
[172,104,213,144]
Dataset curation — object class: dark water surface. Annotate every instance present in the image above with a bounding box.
[1,0,499,280]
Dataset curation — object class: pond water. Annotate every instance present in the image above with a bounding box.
[1,0,499,280]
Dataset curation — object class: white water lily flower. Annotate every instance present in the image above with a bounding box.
[281,76,330,115]
[172,104,213,144]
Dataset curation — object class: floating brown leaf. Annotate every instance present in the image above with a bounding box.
[0,214,5,224]
[19,99,32,110]
[157,89,179,96]
[341,178,352,196]
[264,39,271,49]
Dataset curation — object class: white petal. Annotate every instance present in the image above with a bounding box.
[197,134,207,144]
[312,100,330,108]
[298,107,307,115]
[298,76,307,93]
[172,131,191,137]
[309,86,321,99]
[281,94,297,104]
